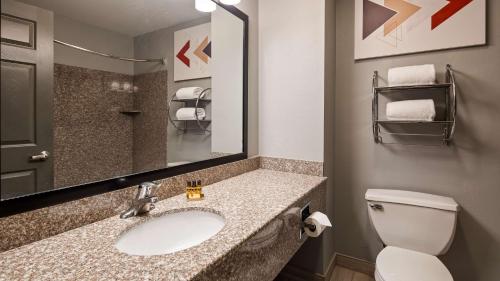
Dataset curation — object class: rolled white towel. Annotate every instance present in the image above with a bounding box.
[386,99,436,122]
[388,64,436,86]
[176,87,204,100]
[176,108,206,120]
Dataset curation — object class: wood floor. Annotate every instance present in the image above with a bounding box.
[330,266,375,281]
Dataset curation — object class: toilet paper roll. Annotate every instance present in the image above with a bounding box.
[304,212,332,238]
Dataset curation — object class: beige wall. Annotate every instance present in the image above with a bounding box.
[334,1,500,280]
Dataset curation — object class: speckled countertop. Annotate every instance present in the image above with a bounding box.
[0,169,326,281]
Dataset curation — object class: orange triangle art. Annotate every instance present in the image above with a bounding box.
[194,36,210,64]
[384,0,421,36]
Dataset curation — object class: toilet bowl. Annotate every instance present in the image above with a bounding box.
[374,247,453,281]
[365,189,459,281]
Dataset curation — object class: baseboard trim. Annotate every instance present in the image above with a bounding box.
[334,253,375,277]
[277,265,324,281]
[277,252,374,281]
[322,253,337,281]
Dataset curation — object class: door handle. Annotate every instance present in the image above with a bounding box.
[30,151,50,161]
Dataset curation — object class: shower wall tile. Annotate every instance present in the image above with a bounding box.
[53,64,134,187]
[132,70,169,173]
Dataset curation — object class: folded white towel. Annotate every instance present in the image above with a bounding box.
[176,87,204,100]
[176,108,206,120]
[388,64,436,86]
[386,99,436,122]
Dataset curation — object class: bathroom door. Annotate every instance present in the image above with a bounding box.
[1,0,54,199]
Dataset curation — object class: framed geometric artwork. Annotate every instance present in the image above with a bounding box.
[174,22,212,81]
[355,0,486,60]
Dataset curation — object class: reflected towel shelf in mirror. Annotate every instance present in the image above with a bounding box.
[171,119,211,122]
[167,88,212,134]
[171,98,211,103]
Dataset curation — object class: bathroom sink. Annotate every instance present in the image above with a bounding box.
[115,210,225,256]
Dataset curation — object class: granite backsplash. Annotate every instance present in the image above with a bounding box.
[0,157,322,252]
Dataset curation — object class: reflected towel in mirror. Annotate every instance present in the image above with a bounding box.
[176,108,206,120]
[176,87,204,100]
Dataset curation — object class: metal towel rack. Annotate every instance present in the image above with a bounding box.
[54,40,166,64]
[167,88,212,134]
[372,64,457,146]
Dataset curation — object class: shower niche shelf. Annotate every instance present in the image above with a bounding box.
[170,98,211,103]
[119,110,142,116]
[372,65,457,146]
[167,88,212,134]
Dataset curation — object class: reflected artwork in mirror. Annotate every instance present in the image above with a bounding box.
[0,0,248,216]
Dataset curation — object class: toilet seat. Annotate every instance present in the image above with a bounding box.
[375,246,453,281]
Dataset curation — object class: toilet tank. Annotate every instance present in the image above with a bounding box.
[365,189,459,256]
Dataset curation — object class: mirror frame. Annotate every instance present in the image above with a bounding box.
[0,4,249,217]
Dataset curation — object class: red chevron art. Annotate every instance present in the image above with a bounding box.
[173,22,211,81]
[432,0,474,30]
[176,40,190,67]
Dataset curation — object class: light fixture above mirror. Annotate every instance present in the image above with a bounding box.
[196,0,242,13]
[220,0,241,5]
[195,0,216,12]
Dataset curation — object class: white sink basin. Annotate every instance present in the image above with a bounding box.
[115,210,225,256]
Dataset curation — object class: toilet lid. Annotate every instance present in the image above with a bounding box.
[376,247,453,281]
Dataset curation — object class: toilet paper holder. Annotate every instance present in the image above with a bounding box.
[300,203,332,238]
[299,203,326,236]
[299,202,311,239]
[303,221,316,232]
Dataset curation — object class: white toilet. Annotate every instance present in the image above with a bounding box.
[365,189,459,281]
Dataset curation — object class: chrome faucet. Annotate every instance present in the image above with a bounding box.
[120,182,159,219]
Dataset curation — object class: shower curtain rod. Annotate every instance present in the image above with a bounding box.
[54,40,166,65]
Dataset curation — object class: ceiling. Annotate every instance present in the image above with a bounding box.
[18,0,207,37]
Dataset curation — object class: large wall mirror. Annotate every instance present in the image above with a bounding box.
[0,0,248,216]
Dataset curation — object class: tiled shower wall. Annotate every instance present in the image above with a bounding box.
[132,70,169,172]
[53,64,134,188]
[53,64,168,188]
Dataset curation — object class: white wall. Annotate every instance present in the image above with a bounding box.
[211,8,244,154]
[258,0,325,162]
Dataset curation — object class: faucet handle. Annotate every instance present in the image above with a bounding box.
[136,182,158,199]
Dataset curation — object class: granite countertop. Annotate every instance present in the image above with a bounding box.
[0,169,326,281]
